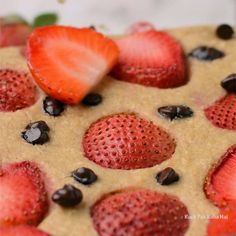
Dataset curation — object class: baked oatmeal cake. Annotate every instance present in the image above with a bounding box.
[0,19,236,236]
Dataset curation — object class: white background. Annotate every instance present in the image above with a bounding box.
[0,0,236,33]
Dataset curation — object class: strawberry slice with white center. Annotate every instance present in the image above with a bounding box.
[204,145,236,207]
[204,145,236,235]
[27,26,119,104]
[207,205,236,236]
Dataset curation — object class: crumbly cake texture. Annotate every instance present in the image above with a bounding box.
[0,25,236,235]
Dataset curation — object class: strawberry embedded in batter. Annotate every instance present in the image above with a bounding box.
[91,188,189,236]
[83,113,176,170]
[0,69,38,112]
[207,205,236,236]
[204,145,236,207]
[0,22,31,47]
[204,145,236,235]
[204,94,236,130]
[0,161,49,226]
[112,30,188,88]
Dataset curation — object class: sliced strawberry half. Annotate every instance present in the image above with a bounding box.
[204,145,236,235]
[83,113,176,170]
[207,204,236,236]
[91,188,189,236]
[111,30,188,88]
[27,26,119,104]
[204,145,236,207]
[0,161,49,226]
[204,94,236,130]
[0,69,38,112]
[0,22,31,47]
[126,21,155,34]
[0,225,51,236]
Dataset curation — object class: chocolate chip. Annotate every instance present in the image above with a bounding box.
[157,105,193,121]
[156,167,179,185]
[89,25,96,31]
[216,24,234,40]
[43,96,65,117]
[72,167,97,185]
[221,74,236,93]
[52,184,83,207]
[82,93,102,106]
[189,46,225,61]
[21,121,50,145]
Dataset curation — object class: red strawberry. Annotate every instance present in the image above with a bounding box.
[83,113,176,170]
[204,94,236,130]
[0,161,49,226]
[0,23,31,47]
[204,145,236,235]
[0,69,38,112]
[112,30,188,88]
[91,188,189,236]
[126,21,155,34]
[207,204,236,236]
[27,26,119,104]
[204,145,236,207]
[0,225,51,236]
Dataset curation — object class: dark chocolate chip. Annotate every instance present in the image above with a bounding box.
[189,46,225,61]
[21,121,50,145]
[25,120,49,132]
[216,24,234,40]
[156,167,179,185]
[89,25,96,31]
[82,93,102,106]
[43,96,65,117]
[72,167,97,185]
[52,184,83,207]
[157,105,193,121]
[221,74,236,93]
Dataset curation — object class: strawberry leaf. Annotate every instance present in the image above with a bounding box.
[33,13,58,28]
